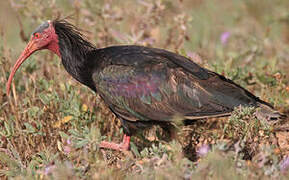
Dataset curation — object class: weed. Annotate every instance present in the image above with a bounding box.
[0,0,289,179]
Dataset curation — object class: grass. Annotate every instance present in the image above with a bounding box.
[0,0,289,179]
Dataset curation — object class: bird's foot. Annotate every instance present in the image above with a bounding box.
[99,134,130,151]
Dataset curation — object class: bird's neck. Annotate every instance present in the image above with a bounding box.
[50,36,97,91]
[52,21,98,91]
[60,40,97,91]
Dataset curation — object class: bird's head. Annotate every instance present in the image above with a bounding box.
[6,20,95,95]
[6,20,60,95]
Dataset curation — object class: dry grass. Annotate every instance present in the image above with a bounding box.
[0,0,289,179]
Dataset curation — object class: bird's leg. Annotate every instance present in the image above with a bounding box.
[99,134,130,151]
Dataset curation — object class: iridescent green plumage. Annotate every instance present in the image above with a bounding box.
[91,45,284,134]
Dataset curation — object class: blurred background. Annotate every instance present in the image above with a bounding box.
[0,0,289,179]
[1,0,289,87]
[1,0,288,108]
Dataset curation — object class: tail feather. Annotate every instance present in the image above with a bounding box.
[255,103,287,121]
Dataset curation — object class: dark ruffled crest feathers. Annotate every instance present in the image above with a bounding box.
[52,19,96,52]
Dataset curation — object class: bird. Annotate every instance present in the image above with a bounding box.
[6,19,285,151]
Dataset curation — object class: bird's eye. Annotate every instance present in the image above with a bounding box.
[34,33,41,39]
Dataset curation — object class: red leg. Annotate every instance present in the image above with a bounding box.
[99,134,130,151]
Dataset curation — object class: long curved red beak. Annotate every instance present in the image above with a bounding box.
[6,39,39,95]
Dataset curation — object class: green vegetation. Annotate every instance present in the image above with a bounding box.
[0,0,289,179]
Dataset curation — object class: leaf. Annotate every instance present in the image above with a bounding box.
[62,116,73,123]
[27,106,43,118]
[130,142,140,158]
[74,139,89,148]
[23,122,36,134]
[39,93,52,105]
[53,116,73,128]
[4,121,12,137]
[81,104,88,112]
[59,131,69,139]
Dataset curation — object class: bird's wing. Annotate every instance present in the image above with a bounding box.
[92,47,259,122]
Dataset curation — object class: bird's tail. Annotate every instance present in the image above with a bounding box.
[255,103,287,121]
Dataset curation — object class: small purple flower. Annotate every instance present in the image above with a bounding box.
[186,51,195,59]
[220,32,231,45]
[63,139,72,154]
[197,144,210,157]
[44,165,56,175]
[67,139,71,145]
[280,156,289,172]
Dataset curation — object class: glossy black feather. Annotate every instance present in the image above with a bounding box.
[52,20,284,135]
[93,46,259,121]
[53,20,97,90]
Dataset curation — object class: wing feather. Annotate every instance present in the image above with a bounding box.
[93,46,260,122]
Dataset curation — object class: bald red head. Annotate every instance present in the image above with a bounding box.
[6,21,60,95]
